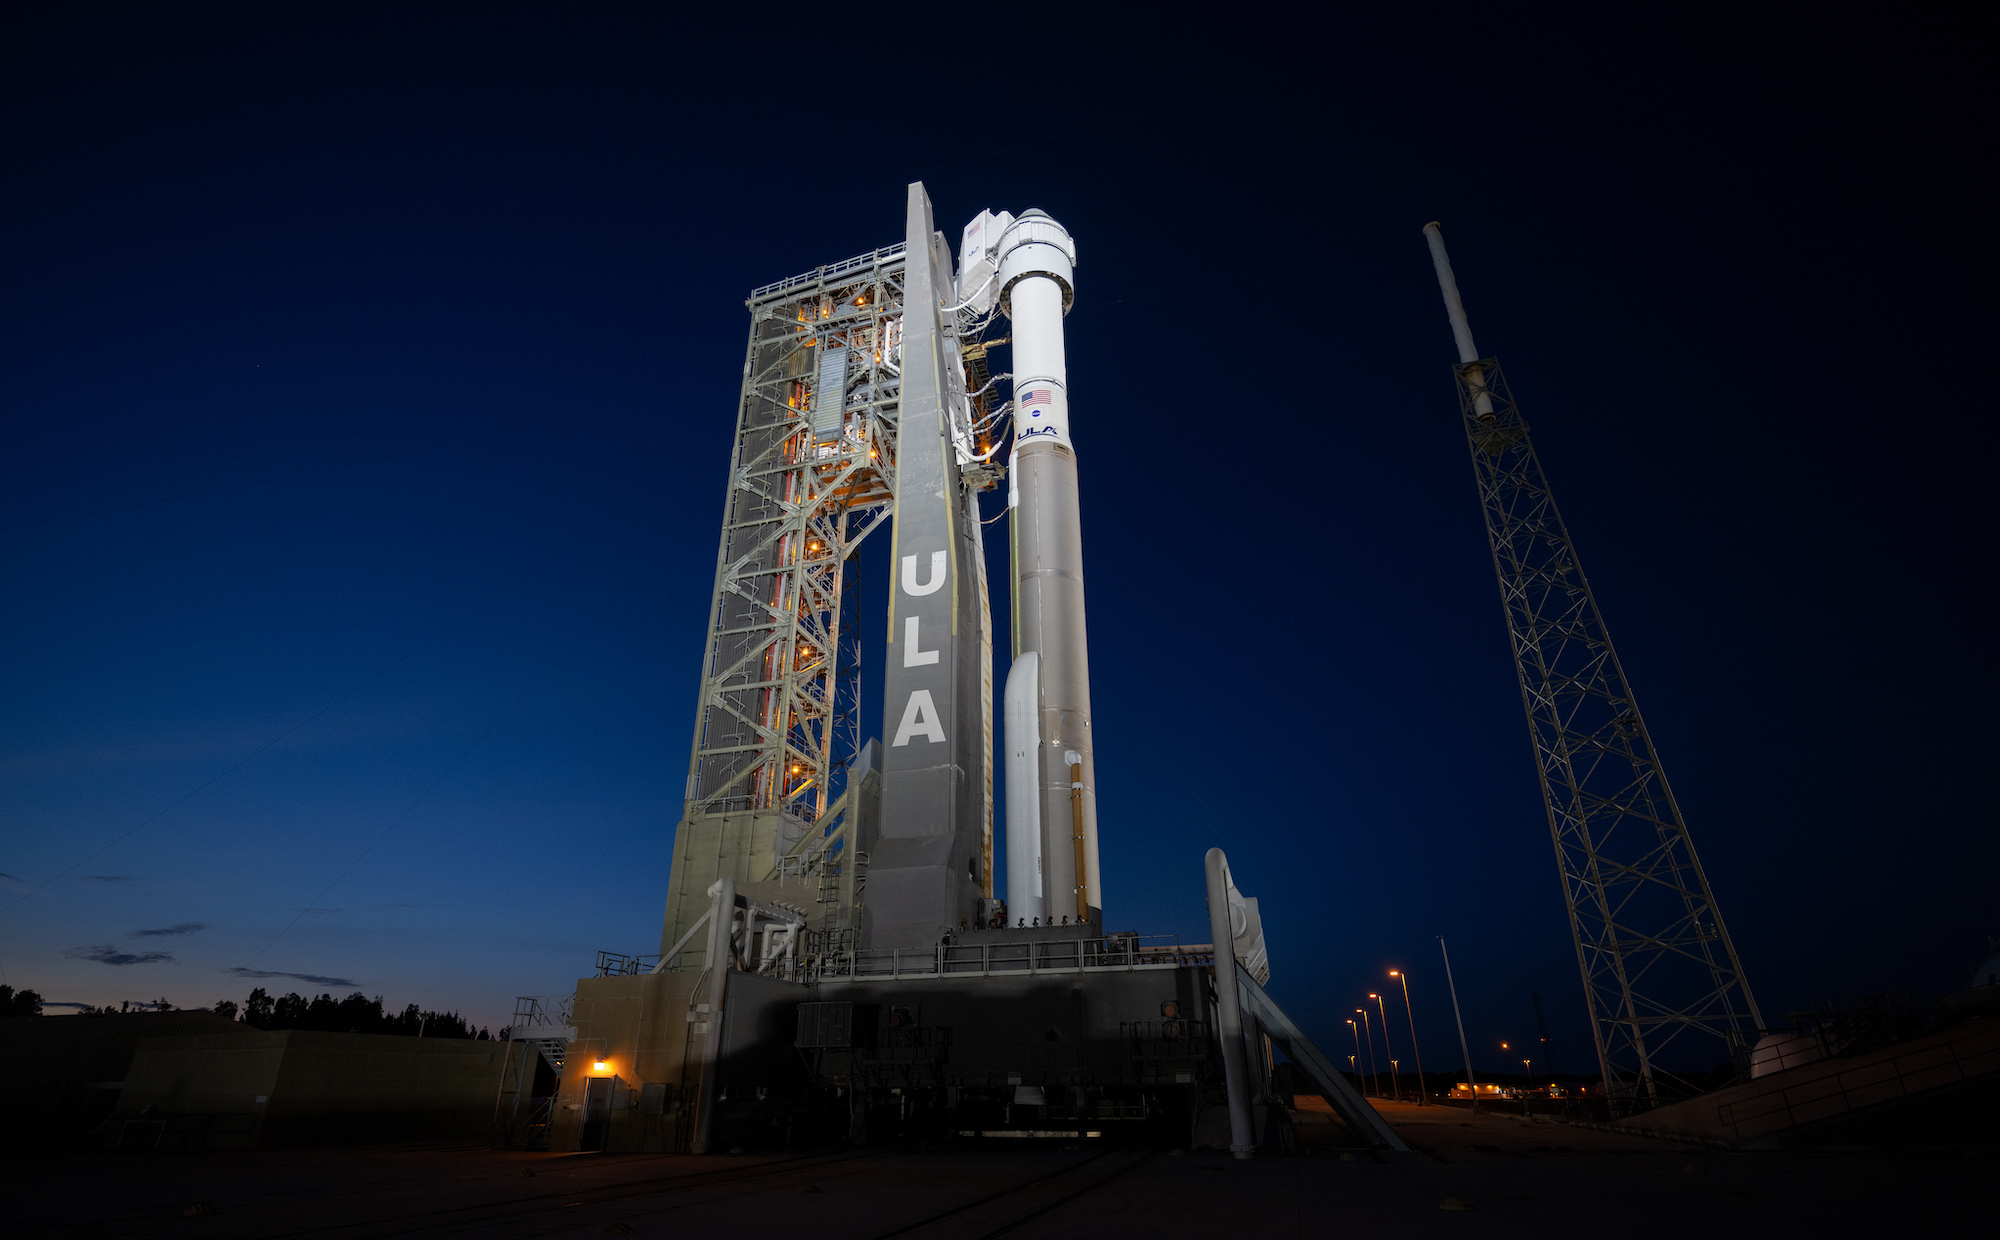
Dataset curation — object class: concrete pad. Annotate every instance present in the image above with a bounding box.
[4,1123,1991,1239]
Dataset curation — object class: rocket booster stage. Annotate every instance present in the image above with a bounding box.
[985,209,1099,925]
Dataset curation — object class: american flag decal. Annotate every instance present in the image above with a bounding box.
[1021,389,1053,406]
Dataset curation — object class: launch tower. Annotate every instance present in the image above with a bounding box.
[662,184,1107,957]
[658,234,910,964]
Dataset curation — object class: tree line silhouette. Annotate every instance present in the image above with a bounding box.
[215,988,492,1038]
[0,984,491,1037]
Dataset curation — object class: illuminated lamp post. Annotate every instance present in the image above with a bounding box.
[1352,1016,1368,1096]
[1358,1008,1382,1101]
[1371,992,1400,1102]
[1437,935,1481,1114]
[1389,969,1429,1106]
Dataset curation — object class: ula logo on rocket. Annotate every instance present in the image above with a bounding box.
[893,550,948,747]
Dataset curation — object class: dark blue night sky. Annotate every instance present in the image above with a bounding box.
[2,5,1990,1076]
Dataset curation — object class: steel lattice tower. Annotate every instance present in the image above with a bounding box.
[1425,224,1763,1105]
[659,243,909,958]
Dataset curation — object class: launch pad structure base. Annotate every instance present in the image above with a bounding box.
[542,941,1399,1158]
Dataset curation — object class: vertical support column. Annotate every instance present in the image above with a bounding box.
[1205,848,1256,1159]
[965,473,996,908]
[690,876,734,1155]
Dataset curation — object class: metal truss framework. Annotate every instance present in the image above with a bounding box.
[1455,358,1763,1104]
[664,228,1012,960]
[680,245,909,838]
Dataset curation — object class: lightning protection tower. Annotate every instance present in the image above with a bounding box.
[1422,223,1764,1106]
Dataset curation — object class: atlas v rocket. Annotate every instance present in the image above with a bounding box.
[621,186,1389,1163]
[869,186,1098,946]
[984,211,1096,928]
[972,203,1098,931]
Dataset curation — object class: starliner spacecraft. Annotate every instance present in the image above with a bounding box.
[519,184,1396,1162]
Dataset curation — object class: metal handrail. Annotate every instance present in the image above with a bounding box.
[595,951,660,977]
[508,993,573,1028]
[750,243,907,301]
[800,933,1212,983]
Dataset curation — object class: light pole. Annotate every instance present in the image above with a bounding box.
[1389,969,1429,1106]
[1437,936,1481,1114]
[1357,1008,1381,1100]
[1370,992,1400,1102]
[1347,1020,1365,1094]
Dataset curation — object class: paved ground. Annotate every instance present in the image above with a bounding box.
[10,1099,1991,1238]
